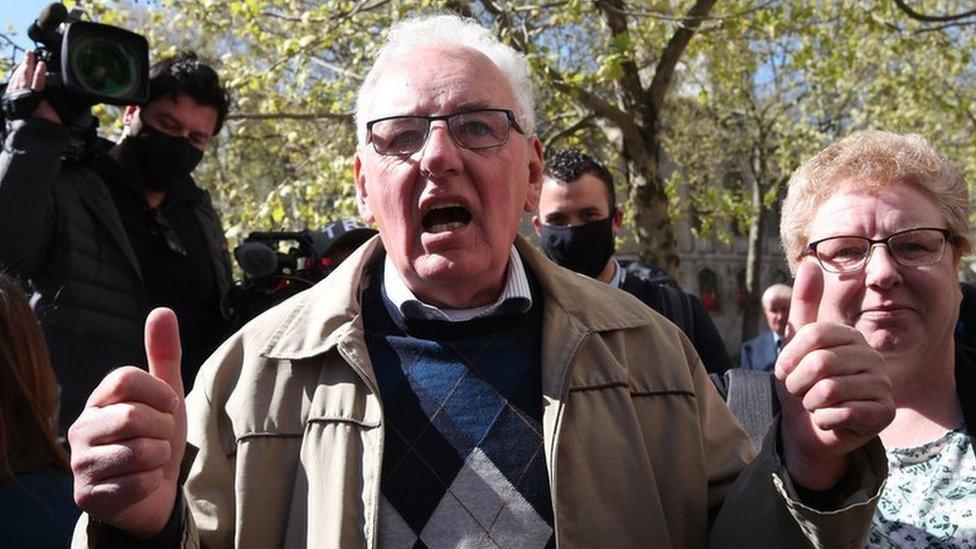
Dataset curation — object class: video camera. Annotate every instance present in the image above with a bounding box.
[1,2,149,158]
[230,220,377,327]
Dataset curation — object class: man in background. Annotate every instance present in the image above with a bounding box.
[740,283,791,371]
[0,51,232,427]
[533,148,731,374]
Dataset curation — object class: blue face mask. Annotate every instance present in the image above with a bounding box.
[539,216,615,279]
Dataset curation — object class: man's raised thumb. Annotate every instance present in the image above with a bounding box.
[145,307,184,396]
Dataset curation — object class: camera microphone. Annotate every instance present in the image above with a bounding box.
[28,3,68,45]
[235,242,278,279]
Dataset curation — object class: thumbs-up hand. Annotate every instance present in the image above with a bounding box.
[774,260,895,490]
[69,308,187,537]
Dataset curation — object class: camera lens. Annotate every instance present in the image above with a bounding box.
[70,36,140,99]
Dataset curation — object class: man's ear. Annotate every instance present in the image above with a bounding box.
[523,137,544,213]
[531,215,542,236]
[611,207,623,234]
[354,153,374,223]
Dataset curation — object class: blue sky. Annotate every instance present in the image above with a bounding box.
[1,1,60,52]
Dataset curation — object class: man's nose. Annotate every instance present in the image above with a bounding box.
[419,121,463,178]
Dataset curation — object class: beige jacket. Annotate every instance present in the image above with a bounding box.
[76,236,884,548]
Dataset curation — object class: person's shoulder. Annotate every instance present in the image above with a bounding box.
[535,255,668,327]
[742,331,771,348]
[620,259,678,287]
[199,241,380,379]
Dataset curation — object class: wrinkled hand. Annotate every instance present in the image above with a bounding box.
[69,308,187,537]
[5,50,61,124]
[775,260,895,490]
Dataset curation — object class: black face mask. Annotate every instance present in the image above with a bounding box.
[539,216,615,279]
[128,120,204,192]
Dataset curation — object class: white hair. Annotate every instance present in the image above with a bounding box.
[761,283,792,307]
[354,14,536,145]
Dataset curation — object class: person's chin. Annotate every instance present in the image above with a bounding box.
[865,328,919,357]
[413,249,491,285]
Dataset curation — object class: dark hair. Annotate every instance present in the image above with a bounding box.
[0,275,68,479]
[147,51,230,135]
[544,148,616,211]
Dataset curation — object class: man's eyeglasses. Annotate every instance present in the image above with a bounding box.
[366,108,524,156]
[806,227,953,274]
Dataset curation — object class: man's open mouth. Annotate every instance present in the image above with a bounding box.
[422,202,472,234]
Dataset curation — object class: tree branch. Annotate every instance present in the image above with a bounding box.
[610,0,778,23]
[548,73,640,136]
[915,20,976,33]
[543,113,597,149]
[645,0,719,111]
[309,56,363,81]
[596,0,647,114]
[892,0,976,23]
[0,33,26,55]
[227,111,353,122]
[512,2,571,12]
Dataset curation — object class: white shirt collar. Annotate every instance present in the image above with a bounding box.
[609,258,623,288]
[383,246,532,322]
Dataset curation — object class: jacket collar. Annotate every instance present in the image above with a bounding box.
[261,234,652,361]
[515,236,650,333]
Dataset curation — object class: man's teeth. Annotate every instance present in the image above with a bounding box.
[430,202,462,211]
[428,221,465,233]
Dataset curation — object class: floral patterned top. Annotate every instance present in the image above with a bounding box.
[867,425,976,548]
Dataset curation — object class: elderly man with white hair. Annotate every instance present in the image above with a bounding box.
[69,15,893,548]
[741,283,792,372]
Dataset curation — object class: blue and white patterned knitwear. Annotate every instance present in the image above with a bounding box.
[868,425,976,548]
[363,266,554,549]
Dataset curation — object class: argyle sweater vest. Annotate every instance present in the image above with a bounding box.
[362,267,555,548]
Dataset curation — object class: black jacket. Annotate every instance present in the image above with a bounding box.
[0,118,232,429]
[618,260,732,374]
[958,344,976,446]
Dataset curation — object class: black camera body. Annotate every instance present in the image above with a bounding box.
[230,230,336,327]
[2,3,150,156]
[230,222,377,327]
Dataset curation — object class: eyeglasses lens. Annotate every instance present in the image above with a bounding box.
[448,110,510,149]
[369,110,513,155]
[370,118,429,156]
[815,229,947,273]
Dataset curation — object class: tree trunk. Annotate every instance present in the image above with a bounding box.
[741,174,766,343]
[630,160,681,278]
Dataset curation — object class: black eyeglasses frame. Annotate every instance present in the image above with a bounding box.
[805,227,954,274]
[365,108,525,156]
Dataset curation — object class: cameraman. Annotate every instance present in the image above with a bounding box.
[0,50,233,432]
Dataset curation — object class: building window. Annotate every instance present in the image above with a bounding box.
[699,268,720,311]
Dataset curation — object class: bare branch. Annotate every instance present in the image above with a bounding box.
[512,2,571,12]
[645,0,719,112]
[609,0,778,23]
[892,0,976,23]
[543,114,597,149]
[916,20,976,33]
[0,33,26,55]
[309,56,364,81]
[227,111,353,122]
